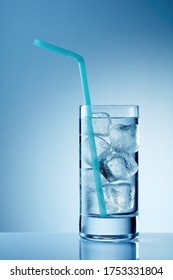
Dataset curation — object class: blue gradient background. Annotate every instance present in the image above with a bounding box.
[0,0,173,233]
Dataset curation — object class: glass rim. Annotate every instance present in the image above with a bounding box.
[80,105,139,117]
[80,104,139,107]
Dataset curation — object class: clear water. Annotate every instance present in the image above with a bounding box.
[80,114,139,240]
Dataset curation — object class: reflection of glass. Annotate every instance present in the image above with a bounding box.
[79,105,139,240]
[80,238,139,260]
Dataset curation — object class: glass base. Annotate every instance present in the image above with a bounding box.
[80,214,139,241]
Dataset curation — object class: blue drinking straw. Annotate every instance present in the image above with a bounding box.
[33,39,107,217]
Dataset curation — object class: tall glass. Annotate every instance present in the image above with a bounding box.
[79,105,139,240]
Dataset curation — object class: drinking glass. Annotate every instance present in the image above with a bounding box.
[79,105,139,240]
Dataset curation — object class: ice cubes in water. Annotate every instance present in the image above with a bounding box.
[82,112,111,136]
[83,136,112,166]
[83,135,138,181]
[81,115,138,215]
[110,124,138,153]
[99,152,138,181]
[86,182,135,214]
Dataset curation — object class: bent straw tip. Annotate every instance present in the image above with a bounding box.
[33,39,39,45]
[33,39,45,47]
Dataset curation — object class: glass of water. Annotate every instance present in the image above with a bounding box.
[79,105,139,241]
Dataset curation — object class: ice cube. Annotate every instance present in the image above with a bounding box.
[81,168,108,191]
[85,188,99,214]
[92,112,111,136]
[99,152,138,181]
[109,124,138,153]
[104,183,135,213]
[83,136,112,166]
[82,112,111,136]
[81,168,108,214]
[86,182,135,214]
